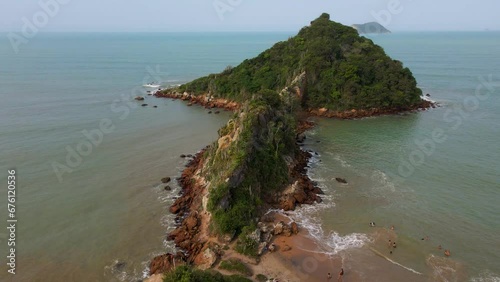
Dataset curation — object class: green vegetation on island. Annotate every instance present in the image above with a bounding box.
[174,13,423,112]
[163,266,252,282]
[151,12,431,281]
[204,91,297,234]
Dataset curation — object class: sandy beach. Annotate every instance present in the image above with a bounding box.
[241,213,427,282]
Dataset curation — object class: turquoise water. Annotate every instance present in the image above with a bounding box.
[0,32,292,281]
[0,32,499,281]
[297,32,500,281]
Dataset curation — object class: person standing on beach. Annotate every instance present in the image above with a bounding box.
[338,268,344,282]
[327,272,332,280]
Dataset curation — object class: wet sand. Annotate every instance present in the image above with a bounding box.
[253,213,430,282]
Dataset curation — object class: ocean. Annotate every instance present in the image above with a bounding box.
[0,31,499,281]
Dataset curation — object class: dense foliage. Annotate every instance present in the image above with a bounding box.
[204,92,297,234]
[163,266,251,282]
[176,13,422,111]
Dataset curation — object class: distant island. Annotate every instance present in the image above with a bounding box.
[352,22,391,34]
[147,13,431,281]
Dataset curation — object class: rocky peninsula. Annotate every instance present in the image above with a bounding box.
[147,13,433,281]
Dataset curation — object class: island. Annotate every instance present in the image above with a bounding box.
[352,22,391,34]
[147,13,431,281]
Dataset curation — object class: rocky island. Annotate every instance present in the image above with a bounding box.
[148,13,431,281]
[352,22,391,34]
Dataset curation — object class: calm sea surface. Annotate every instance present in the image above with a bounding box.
[0,32,498,281]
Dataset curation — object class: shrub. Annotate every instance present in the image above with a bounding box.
[219,259,253,276]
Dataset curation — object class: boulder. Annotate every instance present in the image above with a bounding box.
[268,243,276,252]
[290,222,299,235]
[257,242,268,256]
[164,186,172,191]
[134,96,145,101]
[335,177,348,184]
[141,104,148,107]
[281,195,296,211]
[161,177,171,184]
[261,231,273,244]
[258,222,270,233]
[184,215,198,231]
[282,224,292,237]
[293,187,308,203]
[149,253,176,275]
[111,260,126,272]
[195,248,217,270]
[273,221,285,236]
[169,204,181,214]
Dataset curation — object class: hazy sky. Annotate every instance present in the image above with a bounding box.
[0,0,498,32]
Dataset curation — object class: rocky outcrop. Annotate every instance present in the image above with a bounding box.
[273,150,323,211]
[335,177,347,184]
[150,98,322,276]
[150,149,215,276]
[194,248,218,270]
[155,91,240,112]
[309,100,435,119]
[291,222,299,235]
[149,253,184,275]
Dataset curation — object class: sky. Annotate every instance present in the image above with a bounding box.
[0,0,499,32]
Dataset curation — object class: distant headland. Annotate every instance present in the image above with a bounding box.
[352,22,391,34]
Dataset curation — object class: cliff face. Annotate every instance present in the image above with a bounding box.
[169,13,425,113]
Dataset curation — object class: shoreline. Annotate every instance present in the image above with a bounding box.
[154,91,436,120]
[148,101,324,280]
[147,91,442,281]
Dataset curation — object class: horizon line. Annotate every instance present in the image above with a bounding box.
[1,29,498,34]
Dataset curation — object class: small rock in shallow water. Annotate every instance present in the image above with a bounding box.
[335,177,348,184]
[141,104,148,107]
[164,186,172,191]
[161,177,171,183]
